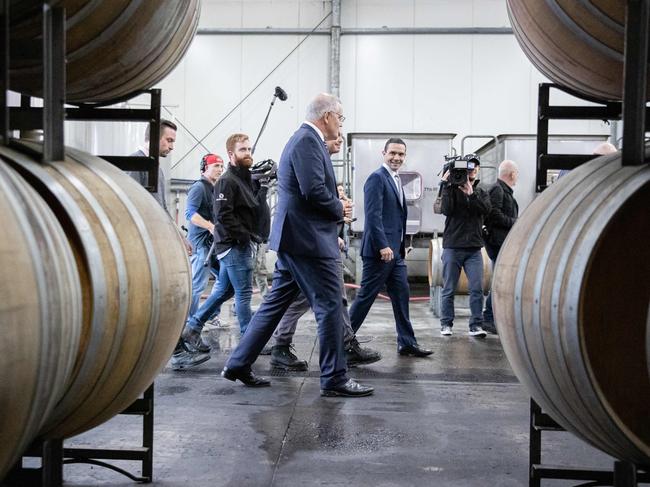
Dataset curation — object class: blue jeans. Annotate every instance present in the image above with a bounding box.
[187,243,252,334]
[188,242,221,319]
[440,248,484,328]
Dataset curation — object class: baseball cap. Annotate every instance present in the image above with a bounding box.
[200,153,224,173]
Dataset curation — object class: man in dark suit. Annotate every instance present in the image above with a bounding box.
[348,138,433,358]
[222,93,374,397]
[482,159,519,334]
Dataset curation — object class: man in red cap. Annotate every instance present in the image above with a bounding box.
[172,153,229,369]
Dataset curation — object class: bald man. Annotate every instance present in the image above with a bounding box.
[558,141,618,178]
[482,160,519,334]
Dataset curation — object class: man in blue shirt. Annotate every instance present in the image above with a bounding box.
[185,153,231,340]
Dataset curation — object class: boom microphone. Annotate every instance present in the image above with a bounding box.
[274,86,288,101]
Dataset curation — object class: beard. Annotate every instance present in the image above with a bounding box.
[236,155,253,168]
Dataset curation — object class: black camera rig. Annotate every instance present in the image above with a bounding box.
[250,158,278,182]
[442,153,480,186]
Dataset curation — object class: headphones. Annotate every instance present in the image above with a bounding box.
[200,153,223,173]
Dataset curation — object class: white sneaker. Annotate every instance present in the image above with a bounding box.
[440,326,453,336]
[468,325,487,338]
[204,316,228,331]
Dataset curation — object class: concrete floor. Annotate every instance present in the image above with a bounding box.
[59,292,614,486]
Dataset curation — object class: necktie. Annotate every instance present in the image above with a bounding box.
[394,173,403,206]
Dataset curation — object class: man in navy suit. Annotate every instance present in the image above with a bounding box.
[349,138,432,357]
[222,93,374,397]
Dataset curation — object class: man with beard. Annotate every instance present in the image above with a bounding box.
[127,119,209,369]
[181,133,269,348]
[222,93,373,397]
[127,118,176,211]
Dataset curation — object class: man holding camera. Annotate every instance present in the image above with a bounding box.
[482,160,519,334]
[182,133,270,349]
[440,155,491,338]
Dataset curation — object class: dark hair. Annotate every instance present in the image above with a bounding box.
[144,118,177,142]
[384,137,406,152]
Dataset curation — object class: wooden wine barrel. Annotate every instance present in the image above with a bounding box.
[427,236,492,293]
[0,160,82,479]
[492,151,650,465]
[9,0,200,103]
[506,0,648,101]
[2,140,191,439]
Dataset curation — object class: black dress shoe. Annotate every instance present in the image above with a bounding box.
[221,367,271,387]
[398,344,433,357]
[320,379,374,397]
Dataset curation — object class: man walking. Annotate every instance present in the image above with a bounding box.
[482,160,519,334]
[222,93,373,397]
[182,153,231,352]
[348,138,432,358]
[182,134,269,348]
[266,132,382,371]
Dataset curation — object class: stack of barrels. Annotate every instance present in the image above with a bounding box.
[0,0,199,480]
[495,0,650,466]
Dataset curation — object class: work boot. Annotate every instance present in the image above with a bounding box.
[270,344,308,371]
[345,338,381,367]
[170,339,211,370]
[171,349,211,370]
[181,326,211,353]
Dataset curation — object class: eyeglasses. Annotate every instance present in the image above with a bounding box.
[329,112,345,123]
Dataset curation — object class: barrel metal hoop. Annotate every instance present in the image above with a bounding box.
[66,147,164,427]
[543,0,623,62]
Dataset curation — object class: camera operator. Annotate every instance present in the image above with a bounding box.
[182,133,270,351]
[439,155,491,338]
[482,160,519,334]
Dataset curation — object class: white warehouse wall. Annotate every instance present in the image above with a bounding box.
[67,0,612,183]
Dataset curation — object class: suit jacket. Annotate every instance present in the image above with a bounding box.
[360,166,407,259]
[269,123,343,259]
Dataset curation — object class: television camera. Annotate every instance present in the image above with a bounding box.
[442,153,480,186]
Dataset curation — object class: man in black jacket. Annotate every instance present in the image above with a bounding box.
[182,133,269,349]
[440,156,491,338]
[482,160,519,334]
